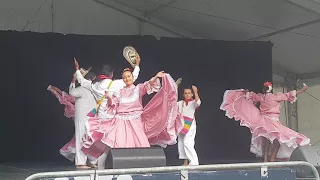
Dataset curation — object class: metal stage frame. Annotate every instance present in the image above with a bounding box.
[24,161,319,180]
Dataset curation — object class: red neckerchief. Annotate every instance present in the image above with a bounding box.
[184,98,200,110]
[97,75,111,80]
[184,98,193,106]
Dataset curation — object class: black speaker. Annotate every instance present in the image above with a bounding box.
[106,147,166,169]
[289,146,320,178]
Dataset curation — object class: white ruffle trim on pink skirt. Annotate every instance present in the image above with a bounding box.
[249,115,310,159]
[59,136,76,161]
[250,135,310,159]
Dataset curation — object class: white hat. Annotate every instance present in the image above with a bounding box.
[123,46,139,68]
[175,78,182,87]
[79,67,92,77]
[73,67,92,78]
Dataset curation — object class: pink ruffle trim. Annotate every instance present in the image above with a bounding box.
[250,128,310,158]
[47,86,75,119]
[146,78,161,94]
[59,136,76,161]
[220,90,256,132]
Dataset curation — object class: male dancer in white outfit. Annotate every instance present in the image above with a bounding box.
[74,57,141,169]
[69,71,97,169]
[177,85,201,166]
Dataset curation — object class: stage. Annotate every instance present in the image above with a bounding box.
[0,163,74,180]
[0,162,315,180]
[0,159,256,179]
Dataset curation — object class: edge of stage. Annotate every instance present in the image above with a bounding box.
[0,159,311,180]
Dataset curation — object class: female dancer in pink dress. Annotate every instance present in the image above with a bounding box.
[220,82,310,162]
[81,68,183,163]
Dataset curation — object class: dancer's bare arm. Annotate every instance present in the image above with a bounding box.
[296,83,308,95]
[192,85,201,107]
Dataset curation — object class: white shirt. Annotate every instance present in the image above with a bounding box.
[76,66,140,118]
[177,99,201,120]
[69,83,96,122]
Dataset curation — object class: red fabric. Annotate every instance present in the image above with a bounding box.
[97,75,111,80]
[184,98,199,110]
[264,81,272,87]
[184,98,193,106]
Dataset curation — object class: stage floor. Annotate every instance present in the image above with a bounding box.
[0,161,314,180]
[0,163,75,180]
[0,159,254,180]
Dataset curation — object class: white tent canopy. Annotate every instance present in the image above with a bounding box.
[2,0,320,142]
[2,0,320,81]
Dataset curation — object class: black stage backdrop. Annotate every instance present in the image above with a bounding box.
[0,31,272,164]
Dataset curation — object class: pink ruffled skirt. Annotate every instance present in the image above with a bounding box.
[48,86,75,118]
[220,89,310,159]
[59,136,76,161]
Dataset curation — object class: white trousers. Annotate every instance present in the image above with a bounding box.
[97,152,108,170]
[74,117,97,166]
[178,122,199,165]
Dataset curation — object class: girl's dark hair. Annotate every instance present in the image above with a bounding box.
[122,68,132,74]
[183,87,194,94]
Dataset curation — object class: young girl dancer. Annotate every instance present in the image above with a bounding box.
[81,69,183,168]
[220,82,310,162]
[178,85,201,166]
